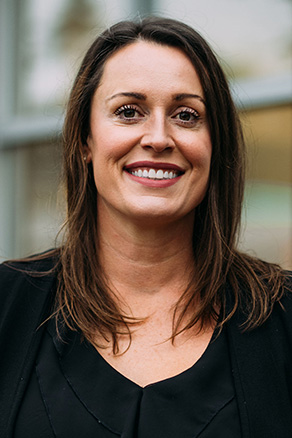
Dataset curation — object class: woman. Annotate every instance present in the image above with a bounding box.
[0,17,291,438]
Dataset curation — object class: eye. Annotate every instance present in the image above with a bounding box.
[114,105,143,121]
[172,108,200,126]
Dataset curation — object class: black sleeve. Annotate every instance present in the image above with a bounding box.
[0,260,57,438]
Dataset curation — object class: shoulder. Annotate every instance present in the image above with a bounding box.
[283,270,292,292]
[227,271,292,436]
[0,249,59,285]
[226,265,292,332]
[227,270,292,357]
[277,270,292,325]
[238,269,292,334]
[0,252,59,434]
[0,250,59,317]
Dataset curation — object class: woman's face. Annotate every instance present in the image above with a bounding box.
[86,41,212,226]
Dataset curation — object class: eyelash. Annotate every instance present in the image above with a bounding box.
[114,105,201,126]
[173,108,200,125]
[114,105,141,119]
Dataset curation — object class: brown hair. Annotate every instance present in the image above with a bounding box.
[53,17,286,352]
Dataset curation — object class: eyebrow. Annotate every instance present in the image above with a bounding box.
[174,93,205,105]
[106,92,146,101]
[107,91,205,105]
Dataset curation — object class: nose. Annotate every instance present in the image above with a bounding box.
[140,113,175,153]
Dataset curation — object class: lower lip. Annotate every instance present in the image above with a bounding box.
[125,171,182,187]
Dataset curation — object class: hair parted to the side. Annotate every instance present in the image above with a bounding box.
[54,16,286,353]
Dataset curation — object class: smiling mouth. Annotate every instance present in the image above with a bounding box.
[124,162,184,181]
[127,168,180,180]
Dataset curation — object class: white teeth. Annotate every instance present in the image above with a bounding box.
[156,170,164,179]
[130,168,178,180]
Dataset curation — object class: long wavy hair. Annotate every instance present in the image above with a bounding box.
[50,17,286,352]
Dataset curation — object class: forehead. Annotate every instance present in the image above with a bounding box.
[97,40,203,96]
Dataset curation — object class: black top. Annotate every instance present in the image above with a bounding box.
[2,259,292,437]
[14,320,241,438]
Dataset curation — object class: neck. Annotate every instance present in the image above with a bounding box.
[97,207,195,315]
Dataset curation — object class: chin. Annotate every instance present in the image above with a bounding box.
[125,203,195,227]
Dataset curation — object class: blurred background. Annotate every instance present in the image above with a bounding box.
[0,0,291,268]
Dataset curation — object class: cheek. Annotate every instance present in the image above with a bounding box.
[91,129,138,162]
[184,140,212,170]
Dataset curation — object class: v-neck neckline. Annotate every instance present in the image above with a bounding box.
[45,320,235,436]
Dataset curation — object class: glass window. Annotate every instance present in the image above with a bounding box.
[153,0,292,81]
[239,104,292,269]
[0,0,133,260]
[152,0,292,269]
[15,0,133,115]
[0,0,291,266]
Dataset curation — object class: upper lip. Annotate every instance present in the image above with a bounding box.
[124,161,184,172]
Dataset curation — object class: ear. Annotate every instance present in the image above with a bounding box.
[83,137,93,163]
